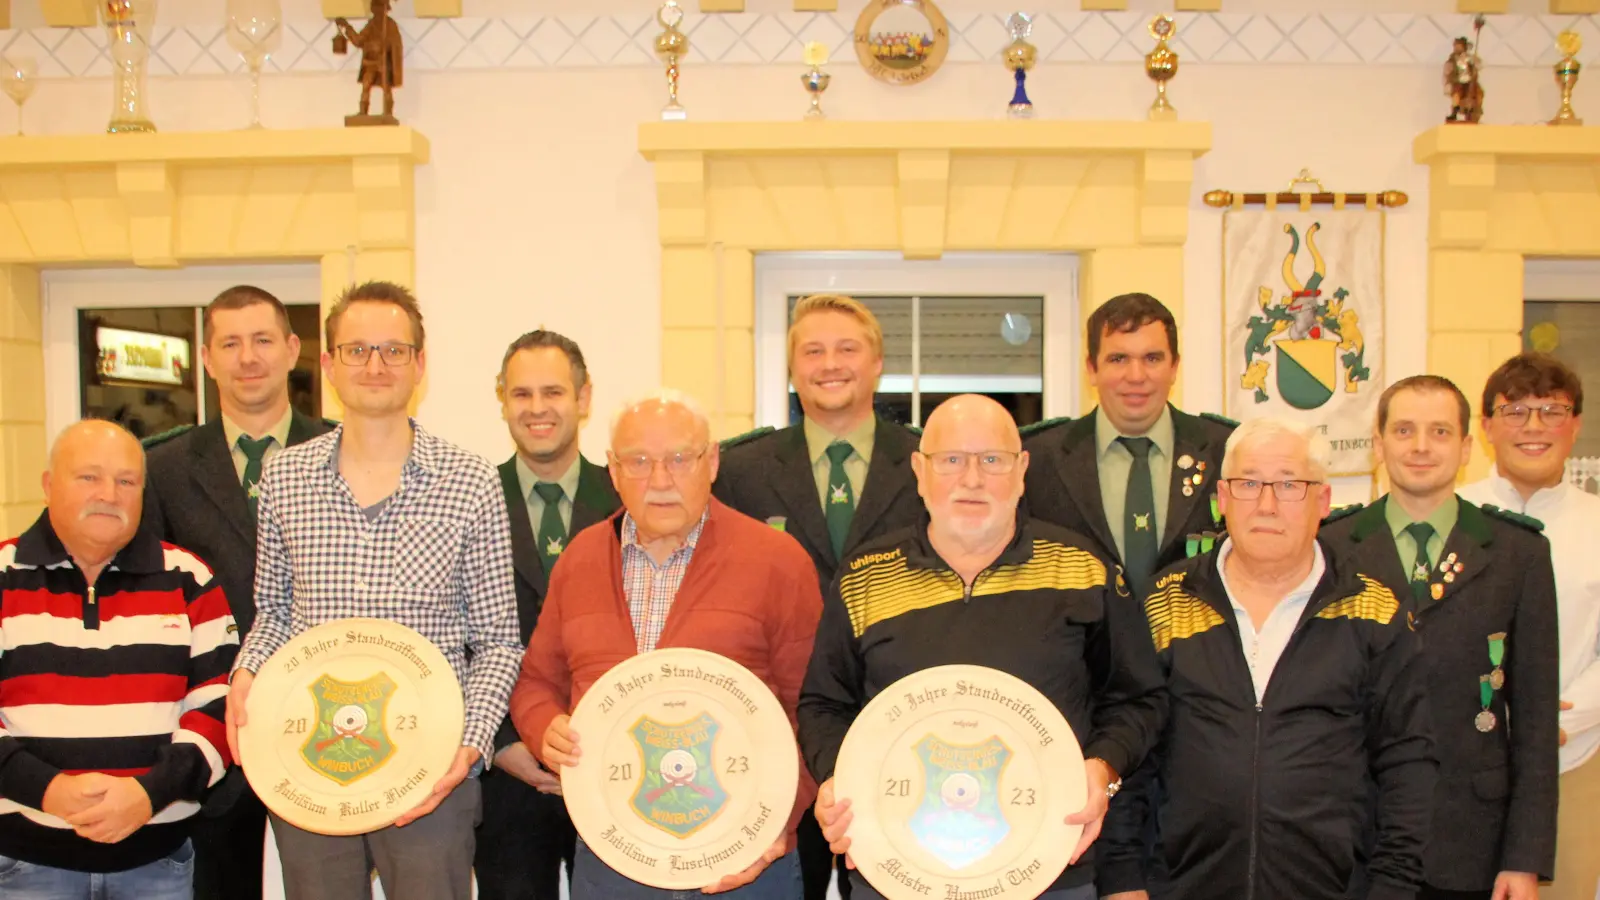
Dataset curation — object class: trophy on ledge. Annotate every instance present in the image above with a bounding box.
[801,41,831,119]
[1004,12,1037,119]
[100,0,159,134]
[1145,15,1179,121]
[1550,29,1582,126]
[331,0,403,126]
[655,0,690,121]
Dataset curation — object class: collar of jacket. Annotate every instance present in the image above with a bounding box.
[1178,535,1377,619]
[901,504,1036,573]
[1342,494,1493,549]
[15,508,168,574]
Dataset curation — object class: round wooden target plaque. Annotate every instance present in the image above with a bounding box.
[562,648,799,889]
[834,665,1086,900]
[239,618,464,836]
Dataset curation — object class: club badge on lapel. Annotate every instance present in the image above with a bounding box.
[765,516,787,533]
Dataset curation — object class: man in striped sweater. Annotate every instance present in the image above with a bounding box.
[0,419,238,898]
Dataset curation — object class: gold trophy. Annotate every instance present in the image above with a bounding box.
[1004,12,1037,119]
[801,41,831,119]
[655,0,689,121]
[1551,30,1582,126]
[1145,15,1178,121]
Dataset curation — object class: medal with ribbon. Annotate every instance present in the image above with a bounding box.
[1475,674,1496,733]
[1487,631,1506,691]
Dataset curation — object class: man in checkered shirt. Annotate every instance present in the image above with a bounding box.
[224,281,521,900]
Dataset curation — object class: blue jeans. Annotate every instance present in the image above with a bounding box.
[0,839,194,899]
[572,839,803,900]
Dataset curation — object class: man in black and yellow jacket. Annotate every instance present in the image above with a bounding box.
[799,395,1167,900]
[1099,416,1437,900]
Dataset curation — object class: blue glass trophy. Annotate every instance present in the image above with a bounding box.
[1005,13,1037,119]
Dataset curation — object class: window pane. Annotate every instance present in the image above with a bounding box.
[1523,301,1600,459]
[79,308,199,440]
[202,304,324,423]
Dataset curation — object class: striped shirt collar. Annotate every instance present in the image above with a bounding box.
[14,509,165,573]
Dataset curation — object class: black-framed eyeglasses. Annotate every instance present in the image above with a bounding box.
[1493,403,1573,428]
[335,342,417,367]
[609,447,709,479]
[1221,478,1321,502]
[916,450,1022,476]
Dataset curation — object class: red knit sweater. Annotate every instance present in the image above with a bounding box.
[510,499,821,839]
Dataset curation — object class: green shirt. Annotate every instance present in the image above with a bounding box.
[221,406,293,484]
[803,416,876,510]
[1095,405,1175,561]
[514,454,583,535]
[1385,495,1459,572]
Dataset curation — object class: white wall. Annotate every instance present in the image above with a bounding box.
[29,4,1600,488]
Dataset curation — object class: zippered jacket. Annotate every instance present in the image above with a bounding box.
[1097,543,1437,900]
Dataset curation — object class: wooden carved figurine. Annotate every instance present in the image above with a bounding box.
[332,0,403,126]
[1444,18,1485,124]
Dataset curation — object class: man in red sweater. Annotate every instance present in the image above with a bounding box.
[511,390,821,900]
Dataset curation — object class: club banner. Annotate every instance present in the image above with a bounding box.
[1223,208,1385,476]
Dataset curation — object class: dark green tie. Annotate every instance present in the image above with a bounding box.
[1119,436,1158,595]
[824,442,856,559]
[238,435,273,518]
[532,482,568,573]
[1403,521,1436,602]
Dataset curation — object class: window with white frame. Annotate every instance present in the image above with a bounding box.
[754,253,1078,429]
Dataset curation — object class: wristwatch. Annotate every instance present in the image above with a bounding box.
[1088,757,1122,798]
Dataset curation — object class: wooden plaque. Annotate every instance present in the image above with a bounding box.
[239,618,464,835]
[562,648,799,889]
[835,665,1086,900]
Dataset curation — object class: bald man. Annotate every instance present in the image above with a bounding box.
[0,420,238,899]
[510,391,822,899]
[798,395,1167,900]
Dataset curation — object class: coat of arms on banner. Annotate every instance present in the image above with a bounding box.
[302,672,398,785]
[907,735,1012,870]
[1224,210,1385,475]
[629,713,729,838]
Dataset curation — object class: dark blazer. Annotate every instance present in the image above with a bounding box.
[142,411,333,637]
[1022,406,1234,588]
[141,410,333,817]
[492,454,619,751]
[1319,496,1560,889]
[713,417,924,589]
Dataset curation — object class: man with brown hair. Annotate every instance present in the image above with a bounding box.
[142,285,333,900]
[1459,353,1600,900]
[1321,374,1559,900]
[714,293,925,899]
[225,280,521,900]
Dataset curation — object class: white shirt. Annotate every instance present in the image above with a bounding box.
[1461,473,1600,773]
[1215,539,1327,703]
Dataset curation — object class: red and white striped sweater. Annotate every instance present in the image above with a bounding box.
[0,511,238,873]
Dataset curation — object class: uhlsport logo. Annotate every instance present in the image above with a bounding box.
[1241,222,1371,410]
[907,735,1012,870]
[629,713,729,838]
[301,673,398,786]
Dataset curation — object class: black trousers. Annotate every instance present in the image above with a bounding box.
[192,785,268,900]
[796,806,849,900]
[474,765,577,900]
[1419,887,1491,900]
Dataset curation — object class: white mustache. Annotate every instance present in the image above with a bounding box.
[644,492,682,505]
[80,503,128,524]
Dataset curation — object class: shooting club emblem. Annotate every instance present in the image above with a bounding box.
[1240,222,1371,410]
[908,735,1012,870]
[629,713,729,838]
[301,673,398,786]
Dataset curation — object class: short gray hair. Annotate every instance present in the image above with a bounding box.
[608,388,711,445]
[1221,417,1331,481]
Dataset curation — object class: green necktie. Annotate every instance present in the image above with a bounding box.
[824,442,857,559]
[238,434,273,518]
[1403,521,1436,602]
[1119,436,1158,596]
[532,482,568,573]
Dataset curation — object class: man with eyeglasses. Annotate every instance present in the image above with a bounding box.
[1098,416,1436,900]
[225,281,522,900]
[1459,353,1600,900]
[511,390,822,899]
[141,286,334,900]
[802,394,1167,900]
[1318,375,1558,900]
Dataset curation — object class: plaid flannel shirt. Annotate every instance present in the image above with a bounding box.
[235,420,521,764]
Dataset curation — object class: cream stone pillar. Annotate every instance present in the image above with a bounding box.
[0,266,45,536]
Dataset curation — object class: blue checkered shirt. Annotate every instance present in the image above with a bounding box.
[235,420,521,764]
